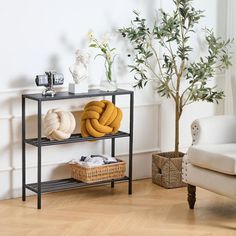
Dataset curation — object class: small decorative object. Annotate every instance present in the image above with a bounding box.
[44,108,76,141]
[120,0,233,188]
[35,71,64,97]
[80,100,122,138]
[69,158,126,183]
[69,49,90,94]
[152,152,186,189]
[70,155,119,167]
[88,31,118,91]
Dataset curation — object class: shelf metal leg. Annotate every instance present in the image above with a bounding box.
[37,101,42,209]
[111,95,116,188]
[111,95,116,157]
[22,96,26,201]
[129,92,134,195]
[111,179,115,188]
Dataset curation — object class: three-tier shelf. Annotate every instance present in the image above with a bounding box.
[22,89,134,209]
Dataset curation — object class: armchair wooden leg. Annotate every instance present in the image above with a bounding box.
[187,184,196,209]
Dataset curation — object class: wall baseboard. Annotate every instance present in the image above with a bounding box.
[0,102,160,120]
[0,149,158,200]
[0,148,160,173]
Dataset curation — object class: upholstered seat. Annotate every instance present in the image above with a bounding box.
[188,144,236,175]
[182,155,236,200]
[182,115,236,209]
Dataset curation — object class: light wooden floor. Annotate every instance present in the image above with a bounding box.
[0,179,235,236]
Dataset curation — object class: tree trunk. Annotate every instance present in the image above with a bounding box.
[175,94,180,158]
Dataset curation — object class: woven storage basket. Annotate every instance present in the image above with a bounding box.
[69,159,126,183]
[152,152,186,189]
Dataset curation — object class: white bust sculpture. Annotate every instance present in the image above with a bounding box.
[68,49,90,93]
[69,49,90,84]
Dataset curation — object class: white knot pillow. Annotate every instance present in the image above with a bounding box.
[44,109,76,141]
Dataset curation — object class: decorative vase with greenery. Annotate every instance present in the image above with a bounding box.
[88,31,118,91]
[119,0,233,187]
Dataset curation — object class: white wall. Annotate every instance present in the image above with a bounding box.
[224,0,236,114]
[0,0,224,199]
[159,0,226,152]
[0,0,160,200]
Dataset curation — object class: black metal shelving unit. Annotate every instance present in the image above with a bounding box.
[22,89,134,209]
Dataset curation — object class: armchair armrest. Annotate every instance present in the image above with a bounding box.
[191,115,236,145]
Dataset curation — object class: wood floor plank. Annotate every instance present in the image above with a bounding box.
[0,179,235,236]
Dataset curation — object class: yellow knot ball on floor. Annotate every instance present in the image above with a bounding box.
[44,109,76,141]
[81,100,122,138]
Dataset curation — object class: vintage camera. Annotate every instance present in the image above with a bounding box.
[35,71,64,97]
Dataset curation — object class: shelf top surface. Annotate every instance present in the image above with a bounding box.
[23,89,133,101]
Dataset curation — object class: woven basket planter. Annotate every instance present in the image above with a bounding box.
[152,152,186,189]
[69,159,126,183]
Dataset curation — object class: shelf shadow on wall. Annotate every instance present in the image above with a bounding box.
[2,97,86,199]
[8,53,61,89]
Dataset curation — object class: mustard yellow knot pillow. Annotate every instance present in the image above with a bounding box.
[44,109,76,141]
[81,100,122,138]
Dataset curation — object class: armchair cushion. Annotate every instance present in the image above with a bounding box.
[188,143,236,175]
[182,156,236,200]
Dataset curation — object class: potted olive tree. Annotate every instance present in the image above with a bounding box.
[119,0,233,188]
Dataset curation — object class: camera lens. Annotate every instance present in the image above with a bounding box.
[35,75,49,86]
[53,73,64,85]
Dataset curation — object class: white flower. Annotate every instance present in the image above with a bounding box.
[101,33,111,45]
[87,30,94,42]
[106,51,112,61]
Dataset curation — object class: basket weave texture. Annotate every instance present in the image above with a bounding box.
[152,152,186,189]
[70,159,126,183]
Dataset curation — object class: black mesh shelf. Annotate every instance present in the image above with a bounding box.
[22,89,134,209]
[24,89,132,101]
[25,131,129,147]
[26,177,129,193]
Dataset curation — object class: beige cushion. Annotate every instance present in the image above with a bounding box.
[188,144,236,175]
[182,160,236,199]
[44,109,76,141]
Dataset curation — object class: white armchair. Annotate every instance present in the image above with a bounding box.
[182,115,236,209]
